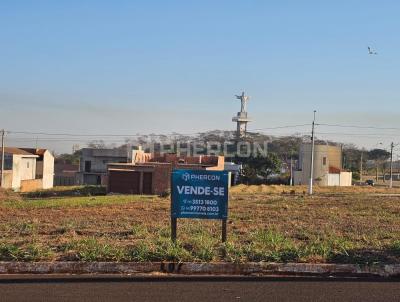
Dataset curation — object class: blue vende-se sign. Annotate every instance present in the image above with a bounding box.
[171,170,229,219]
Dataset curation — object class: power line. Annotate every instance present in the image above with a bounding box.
[6,138,133,143]
[317,123,400,131]
[315,132,400,137]
[7,131,177,137]
[6,123,314,137]
[5,122,400,142]
[248,124,310,131]
[6,132,400,141]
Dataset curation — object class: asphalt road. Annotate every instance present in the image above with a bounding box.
[0,275,399,302]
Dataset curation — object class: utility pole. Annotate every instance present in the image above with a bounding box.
[360,152,363,183]
[375,142,383,184]
[341,144,344,170]
[0,129,5,188]
[289,154,293,186]
[390,142,394,188]
[308,110,316,195]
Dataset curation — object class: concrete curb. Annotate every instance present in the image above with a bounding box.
[0,262,399,277]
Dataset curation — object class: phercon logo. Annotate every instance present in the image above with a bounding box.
[181,174,221,181]
[181,173,220,182]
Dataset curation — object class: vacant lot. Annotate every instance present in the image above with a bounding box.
[0,186,399,264]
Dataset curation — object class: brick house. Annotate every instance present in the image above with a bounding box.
[107,149,225,195]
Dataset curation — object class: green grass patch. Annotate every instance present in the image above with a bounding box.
[0,195,156,209]
[0,242,54,261]
[62,238,126,261]
[246,230,300,262]
[23,186,107,198]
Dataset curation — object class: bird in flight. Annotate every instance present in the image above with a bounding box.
[368,46,378,55]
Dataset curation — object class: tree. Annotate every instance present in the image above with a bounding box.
[367,148,390,161]
[237,153,281,184]
[87,140,107,149]
[342,144,363,171]
[55,150,81,165]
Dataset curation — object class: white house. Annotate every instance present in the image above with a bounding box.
[293,143,352,186]
[0,147,54,191]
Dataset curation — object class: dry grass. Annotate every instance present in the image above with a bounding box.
[0,189,21,203]
[230,184,400,195]
[0,185,399,264]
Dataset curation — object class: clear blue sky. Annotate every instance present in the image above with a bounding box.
[1,1,399,153]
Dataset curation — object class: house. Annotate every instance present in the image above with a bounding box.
[107,148,225,195]
[0,147,54,191]
[293,143,352,186]
[76,148,128,185]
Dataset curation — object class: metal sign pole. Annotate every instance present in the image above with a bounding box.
[0,129,5,188]
[170,173,177,242]
[221,219,227,243]
[171,217,177,243]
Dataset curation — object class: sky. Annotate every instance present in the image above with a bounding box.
[1,0,400,154]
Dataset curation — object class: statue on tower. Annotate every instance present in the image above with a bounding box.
[235,92,249,113]
[232,91,251,139]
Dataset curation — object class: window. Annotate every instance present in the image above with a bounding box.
[323,157,327,166]
[27,162,29,168]
[3,156,12,170]
[84,161,91,172]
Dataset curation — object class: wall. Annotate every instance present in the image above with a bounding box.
[327,146,342,170]
[339,172,352,186]
[20,158,36,180]
[327,174,340,186]
[83,174,101,185]
[54,175,77,186]
[1,171,13,189]
[11,155,37,190]
[299,144,328,185]
[295,172,353,187]
[107,163,155,194]
[54,163,78,186]
[20,179,43,192]
[152,164,172,195]
[41,151,54,189]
